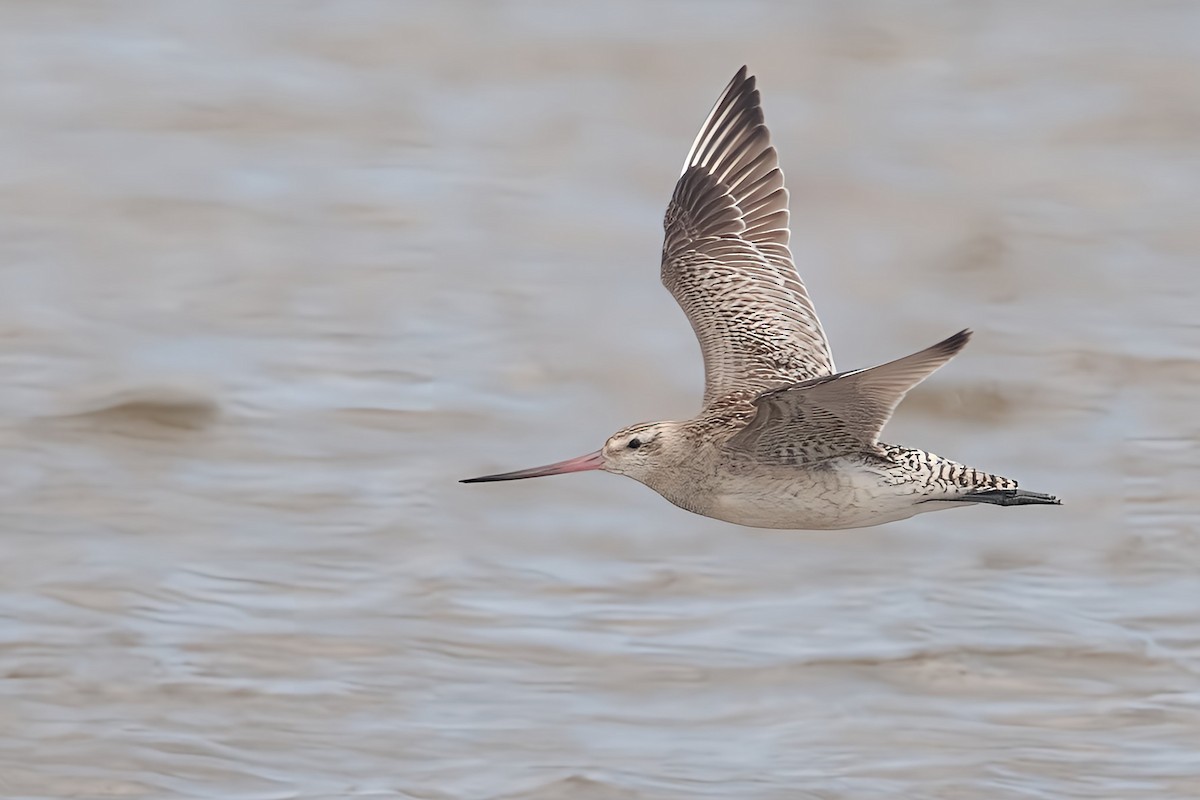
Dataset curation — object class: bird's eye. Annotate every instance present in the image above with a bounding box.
[627,438,642,450]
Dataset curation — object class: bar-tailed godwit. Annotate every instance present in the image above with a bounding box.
[462,66,1059,529]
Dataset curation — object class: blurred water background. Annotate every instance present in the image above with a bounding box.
[0,1,1198,798]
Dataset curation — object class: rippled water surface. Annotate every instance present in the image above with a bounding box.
[1,2,1198,798]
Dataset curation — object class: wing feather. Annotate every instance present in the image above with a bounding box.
[662,66,833,407]
[727,330,972,464]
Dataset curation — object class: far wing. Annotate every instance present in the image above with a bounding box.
[662,66,833,408]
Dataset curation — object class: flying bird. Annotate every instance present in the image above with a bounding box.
[462,67,1059,529]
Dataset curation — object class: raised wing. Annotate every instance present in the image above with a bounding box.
[662,66,833,408]
[727,330,971,464]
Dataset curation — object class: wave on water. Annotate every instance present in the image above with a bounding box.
[49,384,221,430]
[496,775,641,800]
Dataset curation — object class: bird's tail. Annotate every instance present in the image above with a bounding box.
[880,445,1061,509]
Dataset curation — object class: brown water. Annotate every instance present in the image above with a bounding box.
[1,2,1198,798]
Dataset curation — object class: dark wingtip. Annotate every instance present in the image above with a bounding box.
[728,65,755,99]
[949,328,973,349]
[1014,489,1061,506]
[929,328,973,359]
[960,488,1061,507]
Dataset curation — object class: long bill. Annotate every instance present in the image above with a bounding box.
[460,450,604,483]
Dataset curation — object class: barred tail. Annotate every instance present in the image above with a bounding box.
[880,445,1060,508]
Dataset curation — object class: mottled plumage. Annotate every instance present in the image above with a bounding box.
[463,66,1060,529]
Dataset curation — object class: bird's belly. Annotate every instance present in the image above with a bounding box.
[699,462,924,530]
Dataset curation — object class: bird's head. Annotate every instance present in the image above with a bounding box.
[460,421,679,485]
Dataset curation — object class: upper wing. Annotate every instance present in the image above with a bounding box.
[727,330,971,464]
[662,66,833,408]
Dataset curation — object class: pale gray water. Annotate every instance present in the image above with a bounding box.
[0,2,1198,798]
